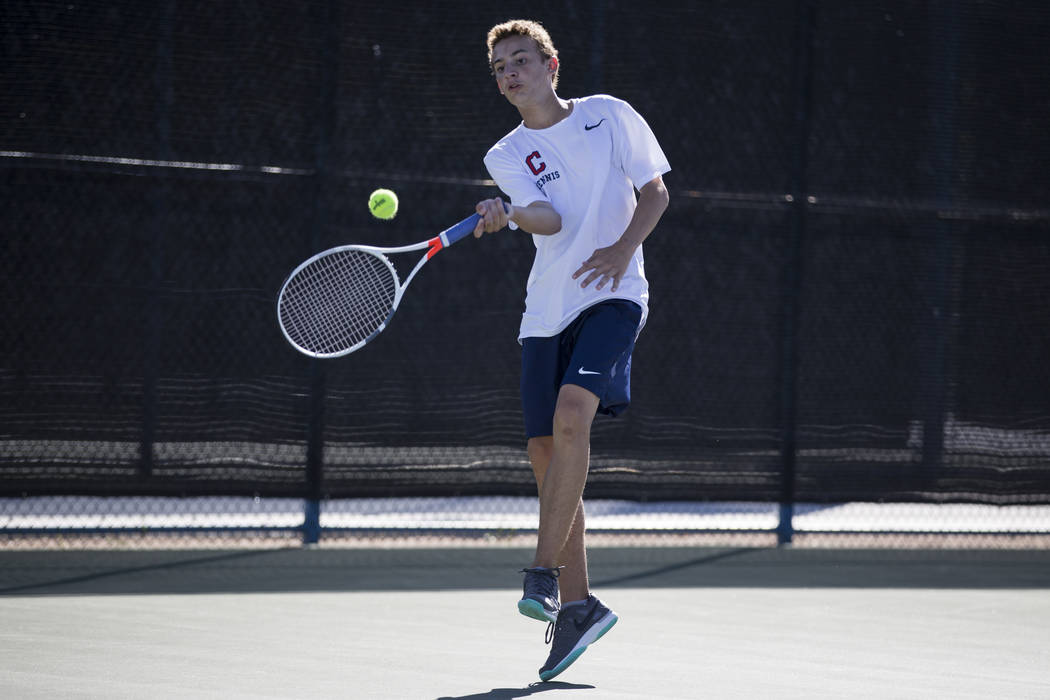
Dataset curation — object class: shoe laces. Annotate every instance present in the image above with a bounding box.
[520,566,562,600]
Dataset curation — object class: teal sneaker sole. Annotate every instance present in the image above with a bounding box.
[538,613,618,681]
[518,598,558,622]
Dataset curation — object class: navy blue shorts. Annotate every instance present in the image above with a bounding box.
[520,300,643,439]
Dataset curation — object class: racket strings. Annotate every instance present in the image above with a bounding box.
[279,250,398,355]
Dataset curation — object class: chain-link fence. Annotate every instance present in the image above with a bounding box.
[3,1,1049,547]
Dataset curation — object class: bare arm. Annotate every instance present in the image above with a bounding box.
[473,198,562,238]
[573,175,669,291]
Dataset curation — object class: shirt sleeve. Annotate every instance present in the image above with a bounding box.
[611,99,671,191]
[483,142,549,230]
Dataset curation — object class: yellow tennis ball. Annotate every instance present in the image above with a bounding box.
[368,188,398,220]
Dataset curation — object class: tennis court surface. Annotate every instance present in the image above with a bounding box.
[2,544,1048,699]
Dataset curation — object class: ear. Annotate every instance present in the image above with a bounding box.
[549,57,558,73]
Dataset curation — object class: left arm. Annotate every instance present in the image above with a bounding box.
[573,176,670,291]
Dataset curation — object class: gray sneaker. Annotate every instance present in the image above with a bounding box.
[518,566,561,622]
[538,594,618,681]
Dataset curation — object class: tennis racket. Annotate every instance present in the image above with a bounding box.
[277,210,491,358]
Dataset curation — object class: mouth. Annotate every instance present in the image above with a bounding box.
[506,83,521,92]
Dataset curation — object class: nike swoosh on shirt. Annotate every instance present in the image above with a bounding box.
[578,368,602,375]
[584,119,606,131]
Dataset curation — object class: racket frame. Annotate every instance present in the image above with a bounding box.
[277,213,481,358]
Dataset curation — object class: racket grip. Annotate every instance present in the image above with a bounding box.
[442,202,512,247]
[442,213,483,247]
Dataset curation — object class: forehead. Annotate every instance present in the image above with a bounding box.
[491,35,541,64]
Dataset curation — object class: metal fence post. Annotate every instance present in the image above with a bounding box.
[141,0,176,480]
[921,0,963,474]
[778,0,816,545]
[302,0,341,545]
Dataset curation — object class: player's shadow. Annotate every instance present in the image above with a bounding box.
[436,681,594,699]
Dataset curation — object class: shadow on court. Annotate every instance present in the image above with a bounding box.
[435,681,595,699]
[2,545,1049,596]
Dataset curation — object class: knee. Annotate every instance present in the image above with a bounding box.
[527,437,553,467]
[527,437,553,482]
[552,397,593,443]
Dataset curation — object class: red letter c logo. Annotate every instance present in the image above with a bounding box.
[526,151,546,176]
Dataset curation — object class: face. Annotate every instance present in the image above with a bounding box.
[490,35,556,106]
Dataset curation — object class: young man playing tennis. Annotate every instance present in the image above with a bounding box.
[472,19,670,681]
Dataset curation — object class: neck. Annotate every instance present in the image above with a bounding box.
[519,93,572,130]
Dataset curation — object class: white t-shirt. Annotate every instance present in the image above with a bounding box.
[483,94,671,341]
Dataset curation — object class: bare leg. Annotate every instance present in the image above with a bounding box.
[527,436,589,602]
[531,384,599,583]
